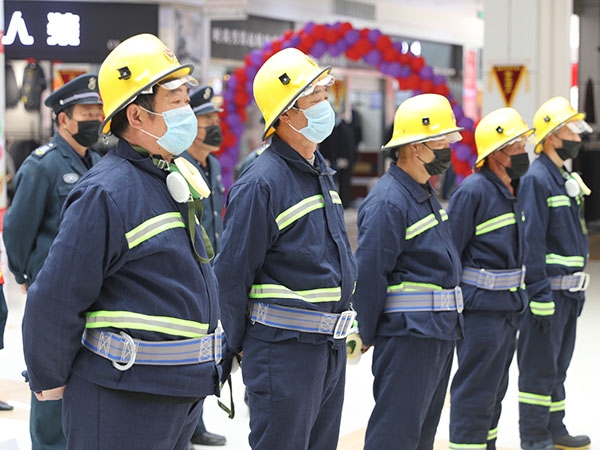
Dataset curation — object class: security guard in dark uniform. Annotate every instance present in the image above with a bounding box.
[354,93,464,450]
[21,34,222,450]
[448,108,532,450]
[3,72,103,450]
[184,86,227,447]
[183,86,225,255]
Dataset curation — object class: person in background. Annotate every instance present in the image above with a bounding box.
[354,93,464,450]
[215,47,357,450]
[0,265,11,412]
[447,107,533,450]
[183,85,227,447]
[518,97,592,450]
[20,33,222,450]
[3,73,104,450]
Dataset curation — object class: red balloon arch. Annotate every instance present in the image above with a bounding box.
[216,21,477,189]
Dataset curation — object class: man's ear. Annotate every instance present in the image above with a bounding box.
[126,104,144,130]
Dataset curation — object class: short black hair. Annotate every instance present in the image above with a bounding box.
[110,86,157,138]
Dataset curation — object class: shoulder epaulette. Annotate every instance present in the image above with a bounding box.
[32,142,56,158]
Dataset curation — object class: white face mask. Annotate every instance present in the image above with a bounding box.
[288,101,336,143]
[140,105,198,156]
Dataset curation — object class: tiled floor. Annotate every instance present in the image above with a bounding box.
[1,215,599,450]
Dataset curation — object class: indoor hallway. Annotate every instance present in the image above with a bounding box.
[1,215,599,450]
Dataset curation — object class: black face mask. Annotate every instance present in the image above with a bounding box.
[72,120,101,147]
[424,147,452,176]
[203,125,223,147]
[505,152,530,180]
[556,139,582,161]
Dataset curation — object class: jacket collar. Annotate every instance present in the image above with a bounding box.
[270,135,336,177]
[539,152,566,187]
[479,166,517,200]
[389,163,433,203]
[114,139,167,179]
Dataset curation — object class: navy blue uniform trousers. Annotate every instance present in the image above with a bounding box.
[242,334,346,450]
[450,311,521,448]
[518,293,582,443]
[62,373,203,450]
[365,334,454,450]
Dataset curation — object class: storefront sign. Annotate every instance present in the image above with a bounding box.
[3,1,158,62]
[211,15,293,60]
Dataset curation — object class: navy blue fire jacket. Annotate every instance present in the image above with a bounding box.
[214,135,357,356]
[354,164,463,346]
[447,167,528,312]
[22,140,221,398]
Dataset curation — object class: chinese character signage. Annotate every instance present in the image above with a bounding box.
[4,1,158,62]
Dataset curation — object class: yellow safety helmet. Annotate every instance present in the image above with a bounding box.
[474,107,534,168]
[383,93,463,149]
[99,33,197,135]
[253,47,334,141]
[533,96,591,154]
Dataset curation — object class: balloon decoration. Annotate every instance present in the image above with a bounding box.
[217,21,477,189]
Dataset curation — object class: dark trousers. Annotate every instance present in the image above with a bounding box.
[30,394,66,450]
[242,334,346,450]
[62,373,203,450]
[450,311,521,449]
[364,334,455,450]
[517,293,582,443]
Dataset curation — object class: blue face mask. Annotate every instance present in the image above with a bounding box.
[290,101,335,143]
[140,105,198,156]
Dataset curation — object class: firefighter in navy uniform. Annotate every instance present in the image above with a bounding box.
[214,47,357,450]
[3,73,103,450]
[447,108,533,450]
[21,34,222,450]
[354,93,464,450]
[184,86,227,447]
[518,97,592,450]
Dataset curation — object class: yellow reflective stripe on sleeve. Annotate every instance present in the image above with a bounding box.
[387,281,443,292]
[126,212,185,249]
[250,283,342,303]
[549,399,566,412]
[330,190,342,205]
[405,214,439,240]
[475,212,516,236]
[487,427,498,441]
[449,443,487,449]
[519,391,552,407]
[545,253,585,267]
[547,195,571,208]
[85,310,210,338]
[439,209,448,221]
[530,301,555,316]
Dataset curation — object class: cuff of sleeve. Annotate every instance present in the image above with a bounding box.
[530,300,555,316]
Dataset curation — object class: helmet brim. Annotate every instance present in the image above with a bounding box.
[261,65,332,141]
[382,127,464,150]
[101,63,194,135]
[474,127,535,168]
[533,111,586,154]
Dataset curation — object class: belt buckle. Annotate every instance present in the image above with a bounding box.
[333,310,357,339]
[477,269,496,290]
[213,320,223,364]
[569,272,590,292]
[112,332,137,372]
[454,286,464,313]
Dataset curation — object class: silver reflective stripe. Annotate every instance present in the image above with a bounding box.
[85,310,209,338]
[461,266,525,290]
[330,190,342,205]
[126,212,185,249]
[249,283,342,303]
[82,329,222,366]
[405,214,438,240]
[545,253,585,268]
[248,301,355,338]
[384,287,464,313]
